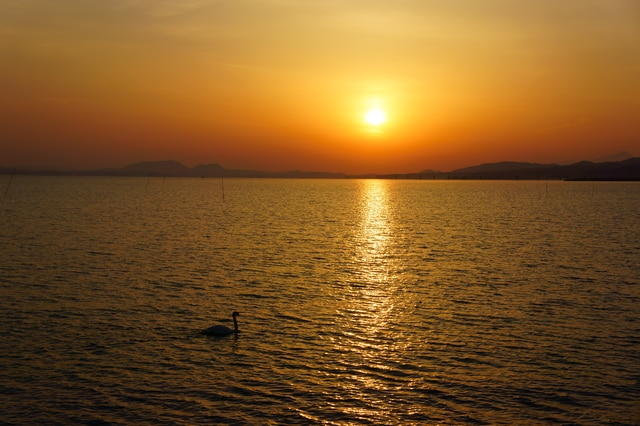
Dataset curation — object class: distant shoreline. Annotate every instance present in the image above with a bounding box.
[1,157,639,181]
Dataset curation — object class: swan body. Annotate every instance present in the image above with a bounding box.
[202,311,239,336]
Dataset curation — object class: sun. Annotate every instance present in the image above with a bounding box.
[364,108,387,126]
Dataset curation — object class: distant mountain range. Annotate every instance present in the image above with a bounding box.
[406,157,640,181]
[2,155,639,181]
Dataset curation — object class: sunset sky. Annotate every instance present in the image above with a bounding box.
[2,0,639,174]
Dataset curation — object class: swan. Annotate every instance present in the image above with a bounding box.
[202,311,240,336]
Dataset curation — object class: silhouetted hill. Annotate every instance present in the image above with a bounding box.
[433,158,640,180]
[450,161,555,175]
[1,157,638,180]
[593,151,633,163]
[561,158,640,180]
[377,157,639,180]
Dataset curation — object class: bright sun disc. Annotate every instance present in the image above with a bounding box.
[364,108,386,126]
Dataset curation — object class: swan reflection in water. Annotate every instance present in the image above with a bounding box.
[202,311,240,336]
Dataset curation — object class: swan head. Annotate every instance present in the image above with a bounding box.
[232,311,240,318]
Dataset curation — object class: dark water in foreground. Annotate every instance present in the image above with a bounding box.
[1,177,639,425]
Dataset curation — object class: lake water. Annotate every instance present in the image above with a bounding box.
[1,176,639,425]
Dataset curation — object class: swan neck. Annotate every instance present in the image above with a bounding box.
[233,316,238,333]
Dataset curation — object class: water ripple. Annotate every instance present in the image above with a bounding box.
[1,178,639,424]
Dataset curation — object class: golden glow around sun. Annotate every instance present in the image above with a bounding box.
[364,108,387,126]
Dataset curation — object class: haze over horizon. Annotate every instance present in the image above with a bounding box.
[3,151,637,177]
[2,0,639,174]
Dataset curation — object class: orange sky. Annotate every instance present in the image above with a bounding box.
[1,0,639,174]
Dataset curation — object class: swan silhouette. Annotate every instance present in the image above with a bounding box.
[202,311,240,336]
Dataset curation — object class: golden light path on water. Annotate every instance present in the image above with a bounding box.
[354,179,395,329]
[330,179,419,420]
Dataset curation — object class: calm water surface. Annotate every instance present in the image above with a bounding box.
[1,177,639,425]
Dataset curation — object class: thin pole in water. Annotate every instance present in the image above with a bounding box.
[221,174,225,202]
[3,173,14,198]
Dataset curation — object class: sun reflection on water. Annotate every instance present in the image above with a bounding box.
[351,179,396,331]
[357,179,393,277]
[331,179,410,409]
